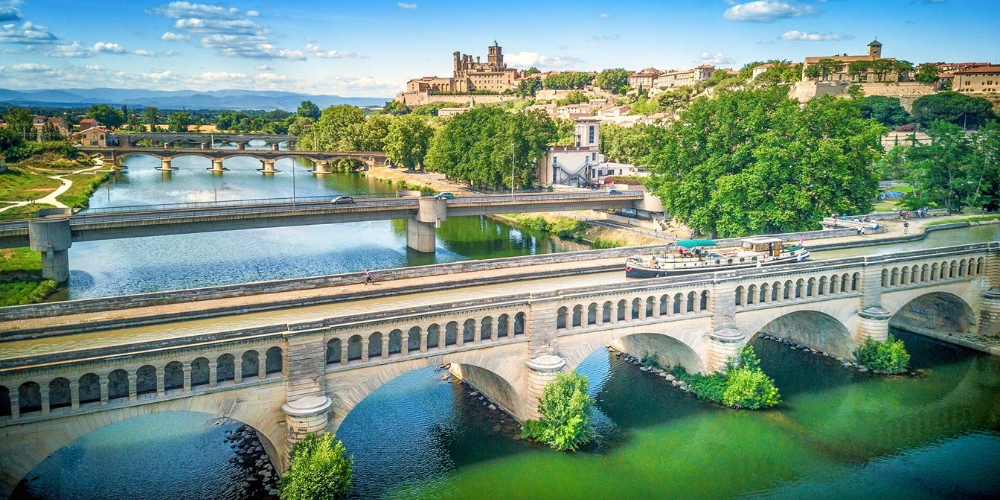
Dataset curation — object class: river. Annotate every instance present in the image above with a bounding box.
[14,329,1000,500]
[52,153,585,300]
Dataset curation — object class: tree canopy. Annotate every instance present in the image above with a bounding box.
[859,96,911,127]
[424,106,556,189]
[277,432,353,500]
[594,68,630,94]
[86,104,125,129]
[3,107,32,138]
[911,91,997,129]
[296,100,321,120]
[543,71,594,90]
[643,87,884,237]
[166,111,193,132]
[521,371,595,451]
[384,114,434,169]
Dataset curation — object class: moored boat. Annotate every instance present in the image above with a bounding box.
[625,237,810,279]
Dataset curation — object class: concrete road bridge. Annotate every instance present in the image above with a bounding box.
[0,191,647,283]
[81,146,385,174]
[112,132,296,150]
[1,240,997,496]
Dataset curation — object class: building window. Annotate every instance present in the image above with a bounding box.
[588,126,595,144]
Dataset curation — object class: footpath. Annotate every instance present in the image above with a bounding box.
[0,163,106,214]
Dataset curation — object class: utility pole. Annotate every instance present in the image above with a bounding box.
[511,143,515,197]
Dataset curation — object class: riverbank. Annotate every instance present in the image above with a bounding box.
[0,153,108,305]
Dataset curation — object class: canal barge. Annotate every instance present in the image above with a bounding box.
[625,237,810,279]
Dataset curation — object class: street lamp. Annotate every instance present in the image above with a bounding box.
[511,143,515,197]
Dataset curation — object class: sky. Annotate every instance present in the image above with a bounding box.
[0,0,998,97]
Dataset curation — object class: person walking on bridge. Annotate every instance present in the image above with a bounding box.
[365,268,373,285]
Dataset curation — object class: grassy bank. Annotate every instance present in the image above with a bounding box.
[57,172,110,208]
[0,203,56,221]
[0,167,61,201]
[925,214,1000,227]
[0,248,56,307]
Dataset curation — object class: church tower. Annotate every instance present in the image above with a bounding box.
[487,41,503,67]
[867,39,882,59]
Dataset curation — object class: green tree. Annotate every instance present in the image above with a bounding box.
[854,334,910,373]
[847,84,865,100]
[847,60,872,82]
[4,107,33,139]
[644,88,884,237]
[600,123,656,164]
[870,59,897,82]
[515,77,543,98]
[804,58,842,81]
[594,68,630,94]
[277,432,353,500]
[859,96,911,127]
[543,71,594,90]
[425,106,556,189]
[126,109,141,131]
[140,107,161,130]
[971,121,1000,211]
[384,114,434,169]
[86,104,125,129]
[523,66,541,77]
[557,90,589,106]
[166,111,193,132]
[313,105,366,150]
[914,63,941,84]
[381,100,411,116]
[521,371,594,451]
[342,114,392,152]
[905,120,977,212]
[296,100,321,120]
[911,91,997,129]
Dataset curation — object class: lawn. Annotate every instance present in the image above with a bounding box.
[0,168,61,201]
[0,203,56,221]
[0,247,56,306]
[57,172,110,208]
[874,184,914,212]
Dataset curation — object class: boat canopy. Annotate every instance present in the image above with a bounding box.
[675,239,716,249]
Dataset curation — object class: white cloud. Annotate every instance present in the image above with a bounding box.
[161,31,190,41]
[589,34,620,43]
[13,62,51,71]
[0,20,57,43]
[305,43,362,59]
[504,51,581,69]
[780,30,852,41]
[0,8,20,22]
[255,64,270,70]
[201,34,306,60]
[148,2,241,20]
[723,1,817,22]
[134,49,156,56]
[600,13,611,19]
[397,3,417,9]
[246,10,260,17]
[93,41,125,54]
[699,51,733,65]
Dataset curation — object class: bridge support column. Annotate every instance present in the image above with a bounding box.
[259,159,279,174]
[156,158,177,171]
[271,143,280,151]
[709,328,746,373]
[407,198,447,253]
[857,307,891,343]
[527,301,559,357]
[234,360,243,383]
[70,380,79,410]
[525,355,566,420]
[200,142,209,149]
[9,392,18,420]
[282,396,333,452]
[99,378,108,405]
[40,384,50,415]
[310,160,329,175]
[401,333,410,356]
[236,141,247,151]
[209,158,227,172]
[208,360,218,388]
[978,289,1000,336]
[28,218,72,283]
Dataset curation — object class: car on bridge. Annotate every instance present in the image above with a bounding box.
[331,196,355,204]
[434,192,455,200]
[608,189,623,195]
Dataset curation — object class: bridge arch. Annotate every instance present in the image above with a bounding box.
[2,408,283,499]
[561,330,706,375]
[887,291,977,336]
[755,310,854,358]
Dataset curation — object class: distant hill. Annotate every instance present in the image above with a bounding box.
[0,88,389,110]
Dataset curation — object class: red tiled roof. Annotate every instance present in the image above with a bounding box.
[954,65,1000,74]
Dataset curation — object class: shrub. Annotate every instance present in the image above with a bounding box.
[278,432,353,500]
[521,371,595,451]
[853,334,910,373]
[670,346,780,409]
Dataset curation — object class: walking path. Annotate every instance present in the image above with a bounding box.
[0,163,105,213]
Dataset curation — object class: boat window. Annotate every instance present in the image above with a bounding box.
[715,260,720,265]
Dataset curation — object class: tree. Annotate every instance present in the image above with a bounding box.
[870,59,897,82]
[381,100,411,116]
[296,100,321,120]
[140,107,161,130]
[600,123,656,164]
[594,68,630,94]
[847,84,865,100]
[521,371,594,451]
[425,106,556,189]
[914,63,940,84]
[384,114,434,169]
[277,432,353,500]
[859,96,911,127]
[643,87,884,237]
[86,104,125,129]
[3,107,32,139]
[515,77,543,98]
[543,71,594,90]
[557,90,588,106]
[313,105,366,150]
[911,92,997,129]
[894,60,914,80]
[166,111,193,132]
[847,60,872,82]
[804,58,841,81]
[905,121,979,212]
[341,114,392,152]
[523,66,541,77]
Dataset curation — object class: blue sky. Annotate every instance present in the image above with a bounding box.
[0,0,997,96]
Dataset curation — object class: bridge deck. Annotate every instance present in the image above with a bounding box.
[0,258,626,369]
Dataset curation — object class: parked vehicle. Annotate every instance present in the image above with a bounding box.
[331,195,355,204]
[434,192,454,200]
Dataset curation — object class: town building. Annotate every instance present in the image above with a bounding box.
[652,65,716,92]
[537,118,604,187]
[404,41,522,95]
[32,116,69,139]
[628,68,660,91]
[953,65,1000,94]
[76,126,112,147]
[801,40,908,83]
[77,118,98,132]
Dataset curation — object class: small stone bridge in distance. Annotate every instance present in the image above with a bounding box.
[81,146,386,174]
[1,240,998,497]
[113,132,297,150]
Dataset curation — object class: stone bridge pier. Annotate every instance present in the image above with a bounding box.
[27,217,72,283]
[406,198,447,253]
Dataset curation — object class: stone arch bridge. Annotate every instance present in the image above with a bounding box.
[1,241,997,497]
[82,147,387,174]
